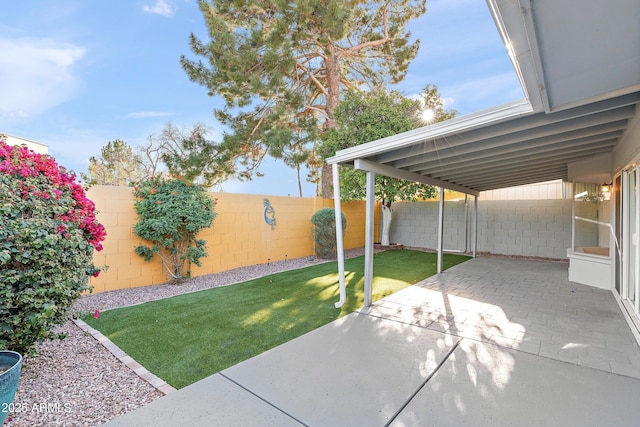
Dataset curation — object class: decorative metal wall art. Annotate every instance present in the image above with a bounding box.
[263,198,276,229]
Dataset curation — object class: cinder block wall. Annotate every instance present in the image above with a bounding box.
[388,200,471,251]
[87,184,571,293]
[390,199,572,259]
[88,185,165,292]
[87,186,375,293]
[478,200,572,259]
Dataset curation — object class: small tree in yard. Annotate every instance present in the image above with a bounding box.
[311,208,346,259]
[133,177,216,282]
[0,141,106,355]
[322,86,455,245]
[82,139,144,186]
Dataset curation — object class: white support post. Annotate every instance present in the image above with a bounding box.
[364,170,375,307]
[437,186,445,273]
[332,163,346,309]
[473,195,478,258]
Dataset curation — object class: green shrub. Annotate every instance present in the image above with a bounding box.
[311,208,346,259]
[133,176,216,282]
[0,142,106,354]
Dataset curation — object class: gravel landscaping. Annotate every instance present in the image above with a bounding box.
[5,249,368,427]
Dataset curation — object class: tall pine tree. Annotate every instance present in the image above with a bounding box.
[181,0,426,197]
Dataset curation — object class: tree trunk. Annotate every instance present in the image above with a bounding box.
[321,47,341,199]
[381,204,392,246]
[296,164,302,197]
[321,163,333,198]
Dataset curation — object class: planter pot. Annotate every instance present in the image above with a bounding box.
[0,351,22,425]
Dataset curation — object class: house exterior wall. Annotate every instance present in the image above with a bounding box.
[613,105,640,174]
[1,133,48,154]
[389,199,572,259]
[479,179,570,200]
[88,185,377,293]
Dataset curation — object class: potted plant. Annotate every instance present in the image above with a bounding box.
[0,351,22,425]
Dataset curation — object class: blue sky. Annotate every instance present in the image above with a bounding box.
[0,0,523,197]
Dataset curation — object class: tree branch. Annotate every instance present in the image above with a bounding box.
[343,2,390,55]
[303,105,329,120]
[296,61,328,96]
[249,105,272,138]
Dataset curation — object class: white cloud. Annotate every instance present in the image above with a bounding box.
[407,93,456,110]
[142,0,176,17]
[127,111,174,118]
[403,73,523,116]
[442,97,456,109]
[443,73,524,108]
[0,37,85,120]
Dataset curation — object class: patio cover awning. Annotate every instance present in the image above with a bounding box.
[326,0,640,308]
[327,92,639,196]
[326,92,639,308]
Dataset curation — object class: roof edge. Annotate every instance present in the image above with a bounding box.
[328,99,534,165]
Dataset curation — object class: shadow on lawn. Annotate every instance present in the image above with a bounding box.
[87,250,470,388]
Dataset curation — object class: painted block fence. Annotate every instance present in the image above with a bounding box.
[87,185,377,293]
[389,199,572,259]
[87,185,571,294]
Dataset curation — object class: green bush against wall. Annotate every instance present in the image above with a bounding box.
[311,207,346,259]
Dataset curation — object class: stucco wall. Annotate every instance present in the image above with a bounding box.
[389,199,572,259]
[2,133,48,154]
[87,185,375,293]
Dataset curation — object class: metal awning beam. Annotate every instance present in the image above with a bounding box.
[353,158,480,196]
[369,96,638,165]
[388,110,631,169]
[420,140,616,177]
[438,146,610,182]
[328,100,534,165]
[440,163,569,184]
[407,136,619,174]
[397,125,624,171]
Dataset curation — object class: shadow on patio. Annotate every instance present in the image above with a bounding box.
[105,258,640,426]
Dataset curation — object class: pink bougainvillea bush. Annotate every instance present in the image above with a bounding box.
[0,141,106,354]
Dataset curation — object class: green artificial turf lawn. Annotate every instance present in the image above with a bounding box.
[85,250,470,388]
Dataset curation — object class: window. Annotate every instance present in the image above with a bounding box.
[573,182,611,256]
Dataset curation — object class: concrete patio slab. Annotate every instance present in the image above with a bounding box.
[102,258,640,426]
[103,373,302,427]
[367,258,640,379]
[222,312,460,426]
[391,339,640,427]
